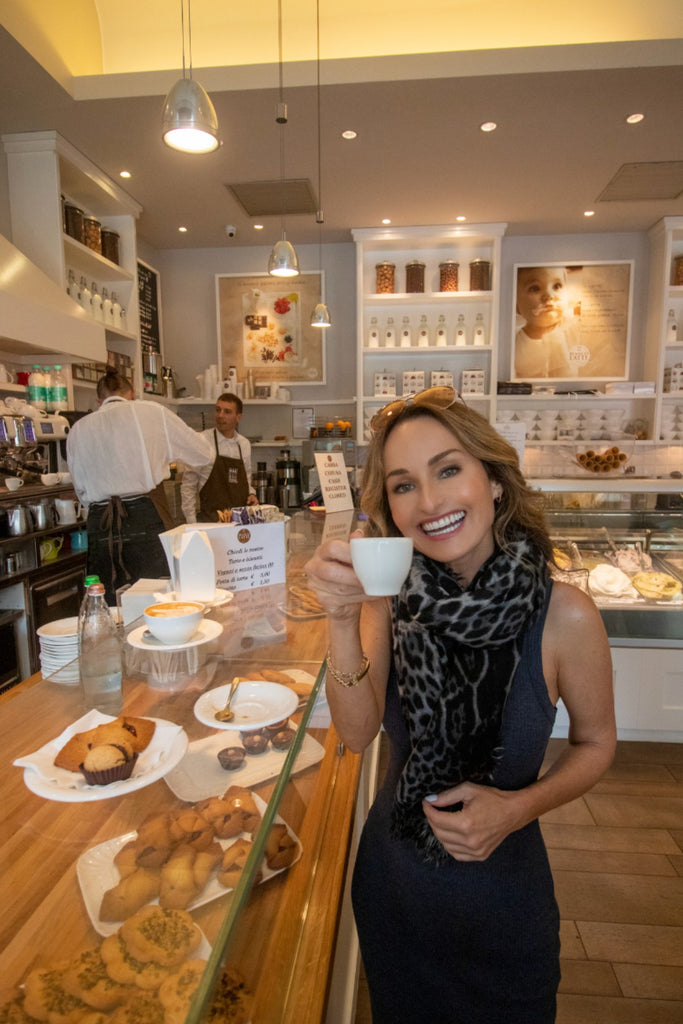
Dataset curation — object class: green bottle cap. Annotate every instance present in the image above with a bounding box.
[84,575,100,586]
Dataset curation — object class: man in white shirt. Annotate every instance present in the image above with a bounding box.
[67,371,213,603]
[180,393,258,523]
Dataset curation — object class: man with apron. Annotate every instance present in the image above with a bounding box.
[180,393,258,523]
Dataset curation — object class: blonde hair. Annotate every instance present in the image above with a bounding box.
[360,403,553,562]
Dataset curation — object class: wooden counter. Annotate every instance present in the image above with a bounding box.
[0,512,364,1023]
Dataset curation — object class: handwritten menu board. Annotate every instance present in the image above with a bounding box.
[137,260,161,353]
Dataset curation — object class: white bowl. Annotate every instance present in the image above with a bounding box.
[143,600,205,645]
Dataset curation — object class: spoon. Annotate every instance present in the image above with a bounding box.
[215,677,241,722]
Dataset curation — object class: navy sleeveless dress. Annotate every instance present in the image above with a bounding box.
[351,586,560,1024]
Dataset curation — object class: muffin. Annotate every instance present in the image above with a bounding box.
[81,741,137,786]
[270,728,295,751]
[217,746,246,771]
[241,732,269,755]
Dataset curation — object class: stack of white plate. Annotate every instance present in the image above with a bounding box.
[36,617,80,684]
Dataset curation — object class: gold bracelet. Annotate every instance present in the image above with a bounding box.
[326,650,370,688]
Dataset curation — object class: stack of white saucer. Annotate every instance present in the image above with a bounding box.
[36,617,80,683]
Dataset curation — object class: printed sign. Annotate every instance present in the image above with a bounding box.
[189,522,286,592]
[314,452,354,513]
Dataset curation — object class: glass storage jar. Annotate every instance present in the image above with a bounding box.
[100,229,120,264]
[63,204,84,242]
[83,217,102,254]
[375,261,396,293]
[439,260,459,291]
[469,259,491,291]
[405,260,425,293]
[674,255,683,286]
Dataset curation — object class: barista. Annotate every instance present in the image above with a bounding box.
[180,393,258,523]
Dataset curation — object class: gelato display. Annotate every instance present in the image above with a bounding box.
[588,564,638,599]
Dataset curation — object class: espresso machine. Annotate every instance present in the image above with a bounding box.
[275,449,302,510]
[0,414,49,481]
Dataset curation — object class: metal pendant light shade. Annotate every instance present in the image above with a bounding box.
[310,301,331,328]
[162,77,220,153]
[268,238,300,277]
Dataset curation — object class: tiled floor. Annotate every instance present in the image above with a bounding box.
[354,738,683,1023]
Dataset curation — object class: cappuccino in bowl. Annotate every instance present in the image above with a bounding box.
[144,601,205,645]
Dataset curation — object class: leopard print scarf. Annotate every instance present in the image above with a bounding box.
[391,534,550,863]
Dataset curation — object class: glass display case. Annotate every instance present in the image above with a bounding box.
[0,512,363,1024]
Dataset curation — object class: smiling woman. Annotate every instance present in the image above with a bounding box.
[304,395,616,1023]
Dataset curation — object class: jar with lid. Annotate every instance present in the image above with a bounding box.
[473,313,486,346]
[83,217,102,254]
[417,314,431,347]
[367,316,380,348]
[435,314,448,347]
[439,260,459,292]
[101,288,113,326]
[91,282,103,322]
[375,261,395,294]
[64,204,84,242]
[673,255,683,286]
[405,260,425,293]
[111,292,123,331]
[399,316,413,348]
[454,314,468,346]
[100,228,120,265]
[78,277,92,315]
[384,316,397,347]
[469,259,491,291]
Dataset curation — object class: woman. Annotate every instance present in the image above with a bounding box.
[305,388,616,1024]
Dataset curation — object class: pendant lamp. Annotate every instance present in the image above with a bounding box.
[309,0,331,326]
[268,0,299,277]
[162,0,220,154]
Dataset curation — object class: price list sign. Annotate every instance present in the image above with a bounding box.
[138,260,161,353]
[210,523,287,592]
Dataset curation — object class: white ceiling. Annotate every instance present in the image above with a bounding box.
[1,1,682,251]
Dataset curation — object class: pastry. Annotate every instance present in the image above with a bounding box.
[255,668,297,685]
[270,728,295,751]
[205,966,252,1024]
[113,841,140,879]
[195,796,244,840]
[134,814,175,868]
[216,838,260,889]
[158,960,207,1024]
[100,934,170,992]
[158,845,201,911]
[90,717,155,754]
[631,571,682,601]
[119,907,202,968]
[264,823,299,870]
[109,990,166,1024]
[53,730,96,772]
[167,808,215,852]
[217,746,246,771]
[0,998,40,1024]
[23,964,90,1024]
[99,867,161,922]
[240,732,269,755]
[81,742,137,786]
[192,841,223,891]
[62,947,130,1012]
[263,718,290,736]
[288,584,325,615]
[221,787,262,834]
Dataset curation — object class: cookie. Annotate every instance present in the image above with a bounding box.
[221,787,262,834]
[158,960,207,1024]
[264,823,299,870]
[109,991,166,1024]
[62,947,130,1012]
[0,997,45,1024]
[167,808,215,852]
[205,967,251,1024]
[100,935,170,992]
[195,797,244,840]
[158,845,200,912]
[216,838,259,890]
[53,731,96,772]
[99,867,161,923]
[23,964,90,1024]
[119,907,201,968]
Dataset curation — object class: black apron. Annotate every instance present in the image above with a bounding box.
[198,430,249,522]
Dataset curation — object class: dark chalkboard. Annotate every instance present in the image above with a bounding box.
[138,260,161,353]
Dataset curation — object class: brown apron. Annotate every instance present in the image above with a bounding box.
[198,430,249,522]
[148,480,175,530]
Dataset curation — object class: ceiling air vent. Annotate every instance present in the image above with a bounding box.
[226,179,318,217]
[597,162,683,202]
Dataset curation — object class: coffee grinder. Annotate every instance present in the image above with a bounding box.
[275,449,301,510]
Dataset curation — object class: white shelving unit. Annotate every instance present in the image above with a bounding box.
[645,216,683,438]
[2,131,143,384]
[352,223,506,439]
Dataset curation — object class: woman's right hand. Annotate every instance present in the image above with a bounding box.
[304,532,368,620]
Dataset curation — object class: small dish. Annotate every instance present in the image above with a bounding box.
[193,680,298,731]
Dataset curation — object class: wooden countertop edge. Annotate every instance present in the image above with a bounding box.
[0,671,42,706]
[250,725,363,1024]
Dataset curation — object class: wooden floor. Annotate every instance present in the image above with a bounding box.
[353,738,683,1023]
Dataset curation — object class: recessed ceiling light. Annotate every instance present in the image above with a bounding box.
[342,130,357,140]
[584,210,595,217]
[480,121,497,133]
[456,215,466,222]
[626,113,645,124]
[381,218,391,225]
[119,170,131,179]
[178,226,188,232]
[253,224,264,231]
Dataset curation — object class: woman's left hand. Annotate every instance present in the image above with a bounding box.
[422,783,523,862]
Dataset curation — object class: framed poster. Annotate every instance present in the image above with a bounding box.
[511,261,633,381]
[216,272,326,385]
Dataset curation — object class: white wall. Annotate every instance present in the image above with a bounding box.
[150,240,357,438]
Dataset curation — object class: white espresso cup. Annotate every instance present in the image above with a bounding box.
[5,477,24,491]
[350,537,414,597]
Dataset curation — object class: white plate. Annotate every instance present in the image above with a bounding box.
[161,588,234,608]
[36,617,79,639]
[76,792,301,935]
[14,711,188,803]
[193,680,298,731]
[126,617,223,651]
[165,727,325,802]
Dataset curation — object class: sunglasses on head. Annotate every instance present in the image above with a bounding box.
[370,386,466,433]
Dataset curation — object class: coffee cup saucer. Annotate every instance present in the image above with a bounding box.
[126,618,223,651]
[155,588,233,608]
